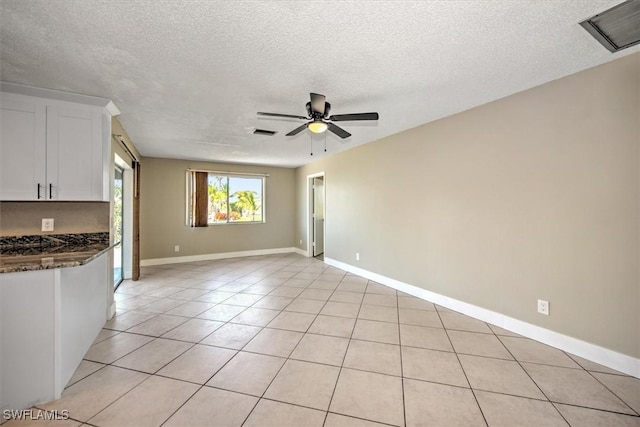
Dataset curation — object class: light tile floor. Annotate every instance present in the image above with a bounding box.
[5,253,639,426]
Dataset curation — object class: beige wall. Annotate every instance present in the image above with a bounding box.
[140,157,296,260]
[296,53,640,358]
[0,201,109,237]
[0,120,134,239]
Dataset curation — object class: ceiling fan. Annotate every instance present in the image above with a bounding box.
[257,93,379,139]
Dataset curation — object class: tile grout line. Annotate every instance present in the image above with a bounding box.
[156,256,291,427]
[114,269,564,421]
[492,331,572,425]
[219,259,328,422]
[237,258,335,426]
[241,260,330,425]
[163,254,315,427]
[88,255,291,426]
[396,286,407,427]
[66,253,640,426]
[561,349,640,417]
[321,272,367,427]
[81,335,200,424]
[434,305,490,427]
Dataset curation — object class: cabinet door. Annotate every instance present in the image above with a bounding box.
[0,98,46,200]
[46,106,105,200]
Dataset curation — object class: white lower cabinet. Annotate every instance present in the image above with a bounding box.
[0,253,110,411]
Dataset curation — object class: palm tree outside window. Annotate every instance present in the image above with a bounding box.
[187,170,265,226]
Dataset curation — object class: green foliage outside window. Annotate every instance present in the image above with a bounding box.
[207,174,263,223]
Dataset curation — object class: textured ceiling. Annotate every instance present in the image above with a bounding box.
[1,0,637,168]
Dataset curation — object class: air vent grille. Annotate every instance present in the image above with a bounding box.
[253,129,277,136]
[580,0,640,52]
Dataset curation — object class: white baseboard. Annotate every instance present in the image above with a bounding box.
[108,301,116,319]
[141,247,299,267]
[293,247,309,257]
[325,257,640,379]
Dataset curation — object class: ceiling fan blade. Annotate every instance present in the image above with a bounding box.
[329,112,379,121]
[286,123,308,136]
[310,93,326,115]
[327,122,351,139]
[258,112,308,120]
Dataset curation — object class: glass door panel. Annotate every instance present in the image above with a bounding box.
[114,166,123,288]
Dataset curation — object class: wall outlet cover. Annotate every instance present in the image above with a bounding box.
[41,218,54,232]
[537,299,550,315]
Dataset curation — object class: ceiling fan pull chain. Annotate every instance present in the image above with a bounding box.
[310,133,313,156]
[324,133,327,152]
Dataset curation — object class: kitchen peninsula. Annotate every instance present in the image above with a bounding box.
[0,232,114,412]
[0,83,120,412]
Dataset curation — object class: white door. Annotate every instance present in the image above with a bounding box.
[313,177,324,256]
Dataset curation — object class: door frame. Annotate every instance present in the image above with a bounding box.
[114,153,133,279]
[306,171,325,258]
[113,164,125,289]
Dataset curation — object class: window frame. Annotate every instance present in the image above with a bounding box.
[186,169,267,226]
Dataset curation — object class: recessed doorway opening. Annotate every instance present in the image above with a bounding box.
[114,153,134,288]
[307,172,325,259]
[113,165,124,288]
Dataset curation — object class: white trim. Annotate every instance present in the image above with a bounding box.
[141,247,299,266]
[109,301,116,320]
[325,257,640,378]
[105,100,121,117]
[293,248,308,257]
[186,168,269,177]
[1,81,120,116]
[53,270,62,398]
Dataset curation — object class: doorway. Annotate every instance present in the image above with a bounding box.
[114,153,134,283]
[113,165,124,288]
[307,172,325,258]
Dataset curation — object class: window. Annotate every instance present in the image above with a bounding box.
[187,170,265,226]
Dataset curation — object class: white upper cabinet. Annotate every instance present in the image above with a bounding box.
[0,85,119,201]
[46,106,105,200]
[0,98,47,200]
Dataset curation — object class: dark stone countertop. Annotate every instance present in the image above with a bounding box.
[0,232,114,274]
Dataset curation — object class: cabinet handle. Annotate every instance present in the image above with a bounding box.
[37,183,42,199]
[49,183,53,199]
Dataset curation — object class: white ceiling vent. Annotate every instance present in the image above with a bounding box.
[580,0,640,52]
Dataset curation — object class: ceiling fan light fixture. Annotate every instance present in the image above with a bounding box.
[308,120,328,134]
[258,93,379,139]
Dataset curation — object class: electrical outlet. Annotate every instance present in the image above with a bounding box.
[356,252,360,261]
[174,245,180,252]
[41,218,54,232]
[537,299,549,315]
[300,239,302,245]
